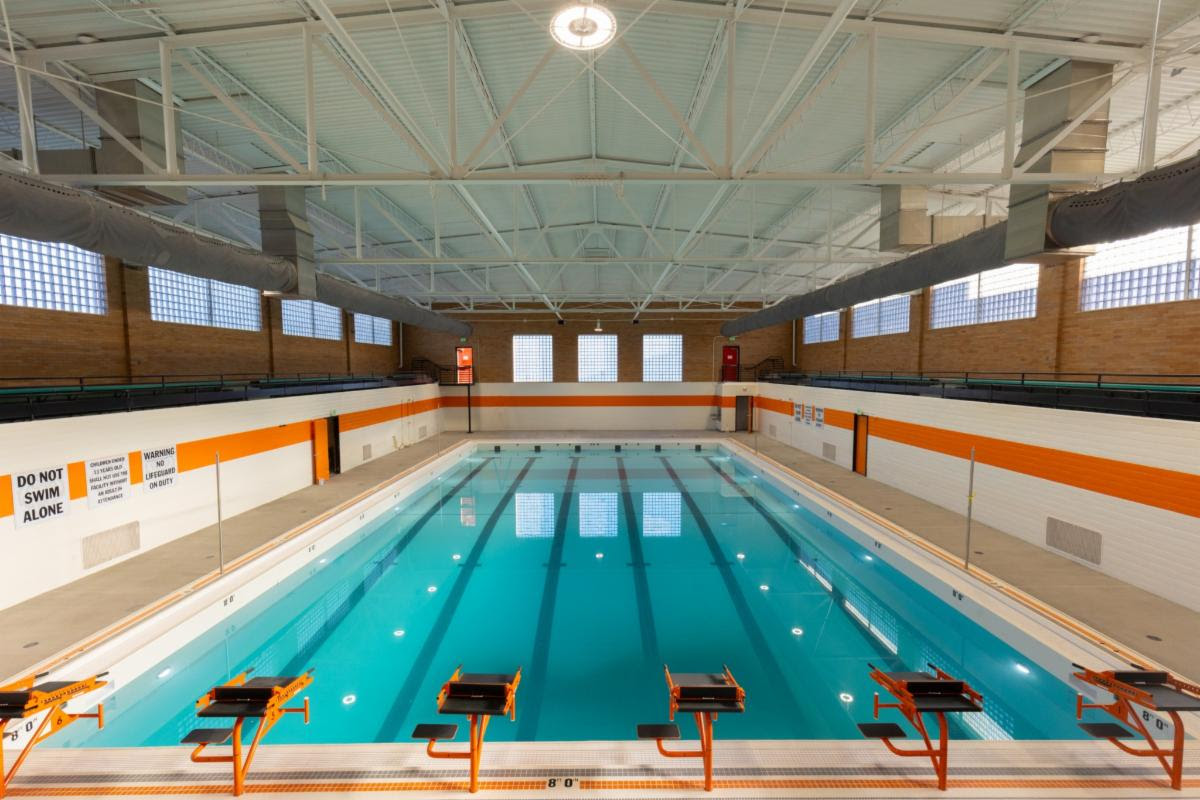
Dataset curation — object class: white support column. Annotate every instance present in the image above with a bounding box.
[160,41,178,176]
[1003,45,1020,177]
[303,30,319,175]
[354,187,363,259]
[448,9,458,171]
[862,29,877,177]
[1139,0,1165,173]
[724,19,735,173]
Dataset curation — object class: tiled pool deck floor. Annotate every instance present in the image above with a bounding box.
[7,739,1200,799]
[3,430,1199,799]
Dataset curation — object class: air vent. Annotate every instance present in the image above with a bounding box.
[418,425,428,439]
[81,522,140,569]
[768,423,777,437]
[822,443,837,460]
[1046,517,1102,564]
[362,443,372,462]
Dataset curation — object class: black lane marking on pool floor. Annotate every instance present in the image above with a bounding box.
[515,457,579,740]
[659,456,806,723]
[268,457,496,679]
[376,456,538,740]
[701,457,899,665]
[617,457,661,666]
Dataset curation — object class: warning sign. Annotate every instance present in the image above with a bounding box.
[13,465,70,527]
[141,446,178,492]
[86,455,131,508]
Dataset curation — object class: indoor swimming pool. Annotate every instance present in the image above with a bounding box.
[58,445,1090,748]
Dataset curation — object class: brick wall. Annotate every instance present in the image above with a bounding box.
[795,260,1198,377]
[403,316,794,383]
[0,259,399,382]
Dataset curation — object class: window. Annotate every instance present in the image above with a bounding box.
[802,311,839,343]
[578,334,617,382]
[642,334,682,381]
[579,493,618,537]
[642,492,681,537]
[930,263,1039,329]
[515,493,555,537]
[353,313,393,345]
[0,234,106,314]
[148,267,261,331]
[512,335,553,382]
[1081,224,1199,311]
[282,299,343,340]
[851,294,910,338]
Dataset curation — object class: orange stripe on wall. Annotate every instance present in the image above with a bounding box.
[870,416,1200,518]
[177,421,312,473]
[440,394,721,408]
[67,461,87,500]
[824,408,854,430]
[755,396,793,416]
[340,396,440,431]
[127,452,142,485]
[0,476,12,518]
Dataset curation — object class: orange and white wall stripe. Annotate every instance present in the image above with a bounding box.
[0,383,441,610]
[754,382,1200,612]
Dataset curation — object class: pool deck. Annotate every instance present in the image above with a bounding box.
[6,738,1200,798]
[3,429,1200,799]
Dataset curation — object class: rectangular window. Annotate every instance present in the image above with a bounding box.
[930,263,1039,329]
[353,313,393,345]
[577,334,617,382]
[1081,224,1198,311]
[642,334,682,381]
[851,294,910,338]
[0,234,106,314]
[802,311,839,343]
[512,335,553,382]
[282,298,343,340]
[148,266,261,331]
[579,493,618,537]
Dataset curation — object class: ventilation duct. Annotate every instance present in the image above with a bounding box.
[721,150,1200,336]
[258,186,316,299]
[0,173,470,336]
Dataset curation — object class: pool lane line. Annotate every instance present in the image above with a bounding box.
[658,457,807,725]
[376,457,539,740]
[273,458,498,678]
[616,457,661,666]
[701,456,900,665]
[515,457,579,740]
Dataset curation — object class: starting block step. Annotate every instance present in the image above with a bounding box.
[413,723,459,740]
[857,722,907,739]
[1079,722,1135,740]
[636,723,681,740]
[182,727,236,745]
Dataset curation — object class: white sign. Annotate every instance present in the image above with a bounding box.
[815,408,825,429]
[793,403,803,422]
[86,455,131,509]
[141,446,178,491]
[804,405,813,425]
[12,465,70,527]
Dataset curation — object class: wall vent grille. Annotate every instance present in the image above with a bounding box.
[822,443,837,460]
[362,443,372,462]
[1046,517,1102,564]
[82,521,140,569]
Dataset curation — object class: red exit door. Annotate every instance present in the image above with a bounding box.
[721,345,740,381]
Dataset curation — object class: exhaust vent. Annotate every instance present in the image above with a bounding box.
[822,443,837,461]
[81,521,141,569]
[1045,517,1102,565]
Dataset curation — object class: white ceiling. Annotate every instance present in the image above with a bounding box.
[1,0,1199,316]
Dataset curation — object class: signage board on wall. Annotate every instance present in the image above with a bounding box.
[12,465,70,527]
[804,405,813,425]
[86,455,131,509]
[815,408,825,428]
[141,446,178,491]
[793,403,803,422]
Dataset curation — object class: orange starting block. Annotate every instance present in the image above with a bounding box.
[637,665,745,792]
[0,672,107,799]
[858,662,983,790]
[1073,663,1200,790]
[412,666,521,794]
[183,668,312,796]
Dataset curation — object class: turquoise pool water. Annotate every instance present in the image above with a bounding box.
[62,445,1087,747]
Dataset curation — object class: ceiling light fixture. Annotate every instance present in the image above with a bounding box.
[550,4,617,51]
[594,319,603,332]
